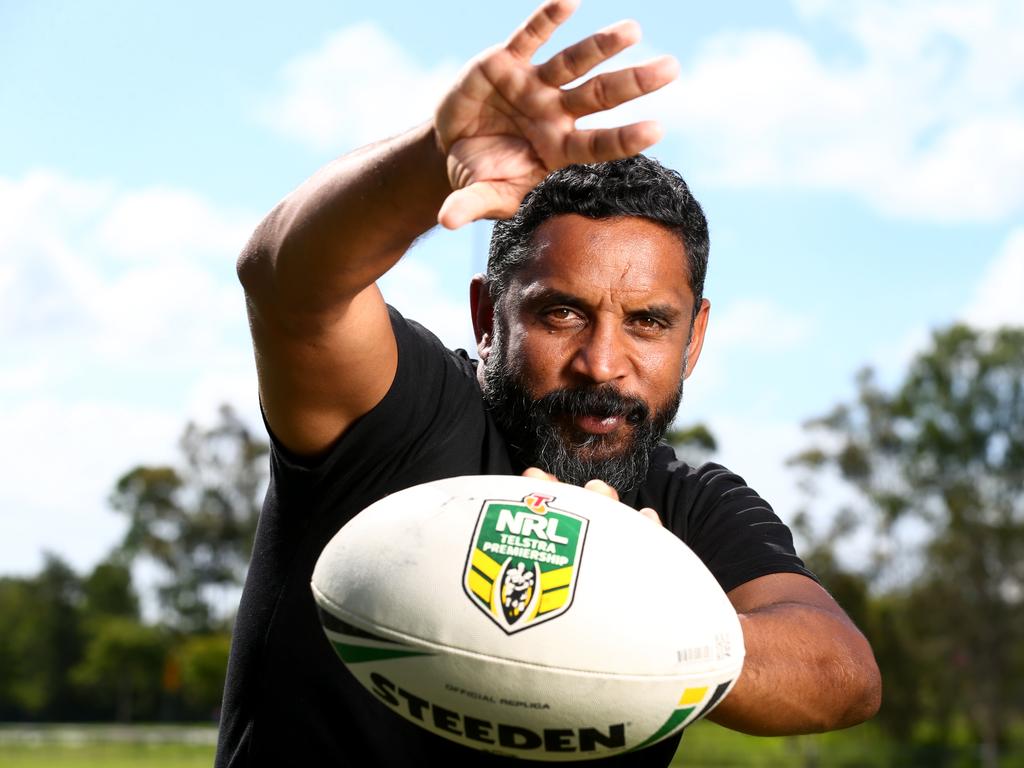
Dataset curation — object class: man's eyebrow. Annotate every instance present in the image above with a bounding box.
[519,287,685,322]
[633,303,685,323]
[519,287,584,306]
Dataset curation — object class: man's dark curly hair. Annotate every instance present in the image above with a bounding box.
[487,155,709,321]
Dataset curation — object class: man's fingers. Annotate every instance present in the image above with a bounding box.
[583,479,619,501]
[560,55,679,118]
[437,186,485,230]
[522,467,559,482]
[639,507,663,526]
[537,19,640,87]
[506,0,580,61]
[582,482,662,526]
[438,181,518,230]
[523,473,660,525]
[563,120,663,164]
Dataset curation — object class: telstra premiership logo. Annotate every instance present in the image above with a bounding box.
[462,493,588,634]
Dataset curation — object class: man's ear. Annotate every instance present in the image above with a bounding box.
[470,274,495,362]
[683,298,711,379]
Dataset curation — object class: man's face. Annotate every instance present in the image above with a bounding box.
[477,214,710,492]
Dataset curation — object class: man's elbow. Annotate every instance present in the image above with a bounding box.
[236,215,279,297]
[840,656,882,728]
[825,647,882,731]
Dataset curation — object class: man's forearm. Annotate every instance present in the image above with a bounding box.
[237,121,450,325]
[709,600,882,735]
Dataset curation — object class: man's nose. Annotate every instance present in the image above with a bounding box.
[569,321,629,384]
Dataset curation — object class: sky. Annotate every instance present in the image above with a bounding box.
[2,0,1022,578]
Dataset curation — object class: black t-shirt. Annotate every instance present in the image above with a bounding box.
[216,308,815,767]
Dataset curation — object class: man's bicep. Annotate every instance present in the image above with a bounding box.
[250,284,398,458]
[726,572,845,616]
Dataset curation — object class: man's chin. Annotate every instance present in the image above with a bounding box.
[557,426,636,463]
[534,438,649,494]
[481,359,679,491]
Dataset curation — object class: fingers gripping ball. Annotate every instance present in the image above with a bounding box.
[311,475,744,761]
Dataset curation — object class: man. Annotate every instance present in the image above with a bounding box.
[217,1,881,765]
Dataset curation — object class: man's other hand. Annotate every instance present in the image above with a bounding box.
[521,467,662,525]
[435,0,679,229]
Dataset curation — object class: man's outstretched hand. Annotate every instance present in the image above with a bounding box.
[435,0,678,229]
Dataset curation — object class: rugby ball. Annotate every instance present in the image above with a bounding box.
[311,475,744,761]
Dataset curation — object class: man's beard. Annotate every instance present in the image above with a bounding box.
[481,340,683,494]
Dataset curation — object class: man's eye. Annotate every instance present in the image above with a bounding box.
[633,316,664,330]
[544,308,579,323]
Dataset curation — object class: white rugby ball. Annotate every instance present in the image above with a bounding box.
[311,475,744,762]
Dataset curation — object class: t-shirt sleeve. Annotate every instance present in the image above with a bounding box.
[261,305,481,492]
[676,463,818,594]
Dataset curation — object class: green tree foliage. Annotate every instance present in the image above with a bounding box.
[789,509,872,632]
[0,550,236,723]
[71,617,169,722]
[666,423,718,466]
[0,555,85,719]
[0,407,266,722]
[82,558,139,619]
[110,405,268,632]
[69,557,171,721]
[0,575,51,717]
[176,633,232,717]
[793,324,1024,761]
[0,555,167,722]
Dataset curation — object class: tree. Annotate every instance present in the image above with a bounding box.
[175,632,232,719]
[0,575,50,719]
[666,423,717,467]
[0,555,84,720]
[68,556,168,722]
[71,617,168,722]
[82,557,139,619]
[793,324,1024,764]
[110,405,268,632]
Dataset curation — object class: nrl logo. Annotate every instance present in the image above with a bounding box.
[463,492,588,634]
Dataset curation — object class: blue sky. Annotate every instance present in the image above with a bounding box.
[2,0,1022,575]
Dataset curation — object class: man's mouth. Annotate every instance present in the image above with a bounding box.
[572,413,625,435]
[526,384,651,444]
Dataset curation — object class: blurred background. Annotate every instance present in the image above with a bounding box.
[1,0,1021,765]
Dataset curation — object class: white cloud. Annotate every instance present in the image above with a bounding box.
[684,297,814,404]
[0,171,254,370]
[0,399,182,574]
[860,227,1024,389]
[962,228,1024,328]
[874,225,1024,391]
[258,3,1022,220]
[582,0,1024,222]
[707,298,812,351]
[0,168,484,575]
[870,323,932,389]
[378,245,478,354]
[690,0,1023,220]
[0,170,261,574]
[96,187,249,264]
[709,415,808,515]
[259,22,459,152]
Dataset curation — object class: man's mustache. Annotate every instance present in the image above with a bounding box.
[533,386,650,427]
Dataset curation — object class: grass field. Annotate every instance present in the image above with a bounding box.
[0,742,215,768]
[679,720,1024,768]
[0,725,215,768]
[2,721,1022,767]
[676,721,896,767]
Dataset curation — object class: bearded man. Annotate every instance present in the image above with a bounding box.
[216,2,880,766]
